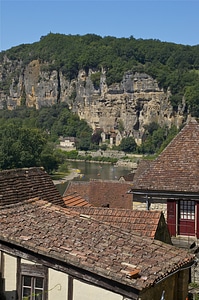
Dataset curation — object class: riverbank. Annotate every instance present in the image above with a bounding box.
[52,151,142,185]
[52,168,82,185]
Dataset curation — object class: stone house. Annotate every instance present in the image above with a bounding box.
[130,118,199,284]
[0,198,195,300]
[130,118,199,240]
[101,130,122,147]
[59,136,76,149]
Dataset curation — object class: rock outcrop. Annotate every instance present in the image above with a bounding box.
[0,58,186,140]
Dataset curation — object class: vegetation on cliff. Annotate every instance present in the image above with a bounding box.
[0,103,179,171]
[1,33,199,115]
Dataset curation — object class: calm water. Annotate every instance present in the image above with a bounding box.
[56,160,132,195]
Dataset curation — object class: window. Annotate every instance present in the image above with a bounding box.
[179,200,195,220]
[20,263,48,300]
[22,275,44,300]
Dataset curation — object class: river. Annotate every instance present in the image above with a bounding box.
[56,160,133,195]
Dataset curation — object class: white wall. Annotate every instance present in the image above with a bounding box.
[2,254,125,300]
[3,253,17,300]
[48,269,68,300]
[73,279,123,300]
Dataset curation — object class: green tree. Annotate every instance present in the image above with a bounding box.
[0,124,46,170]
[40,143,59,173]
[185,84,199,117]
[119,136,137,153]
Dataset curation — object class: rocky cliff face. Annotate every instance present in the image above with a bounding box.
[0,58,185,140]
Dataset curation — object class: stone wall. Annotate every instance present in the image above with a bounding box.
[133,197,167,218]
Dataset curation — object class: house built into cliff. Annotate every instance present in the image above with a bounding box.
[0,198,195,300]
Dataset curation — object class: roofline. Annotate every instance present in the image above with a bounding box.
[155,260,195,285]
[0,237,194,298]
[129,189,199,199]
[0,238,140,299]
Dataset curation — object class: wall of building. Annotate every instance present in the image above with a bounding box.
[73,278,123,300]
[48,269,68,300]
[2,253,17,300]
[21,258,69,300]
[133,197,167,218]
[140,270,189,300]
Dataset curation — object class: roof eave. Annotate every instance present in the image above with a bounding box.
[130,189,199,199]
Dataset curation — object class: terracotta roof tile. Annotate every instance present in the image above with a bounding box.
[0,167,64,207]
[66,206,166,239]
[132,119,199,193]
[64,180,132,209]
[0,198,194,291]
[63,192,92,207]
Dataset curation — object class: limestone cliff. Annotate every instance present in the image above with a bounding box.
[0,58,185,140]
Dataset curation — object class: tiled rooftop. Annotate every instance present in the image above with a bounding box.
[63,192,92,207]
[0,198,194,291]
[64,180,132,209]
[0,167,64,207]
[132,118,199,193]
[66,207,163,239]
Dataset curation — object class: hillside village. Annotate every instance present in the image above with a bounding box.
[0,117,199,300]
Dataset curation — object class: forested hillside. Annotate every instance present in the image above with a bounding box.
[1,33,199,115]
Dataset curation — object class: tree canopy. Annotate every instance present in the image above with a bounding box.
[0,103,94,171]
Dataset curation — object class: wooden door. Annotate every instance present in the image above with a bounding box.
[196,202,199,238]
[167,200,176,236]
[178,200,195,236]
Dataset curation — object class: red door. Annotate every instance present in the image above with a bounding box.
[167,200,176,236]
[178,200,195,236]
[196,202,199,238]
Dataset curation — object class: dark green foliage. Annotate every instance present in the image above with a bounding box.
[64,150,79,159]
[185,83,199,117]
[0,104,94,171]
[119,136,137,153]
[138,123,179,154]
[0,124,46,170]
[40,143,59,174]
[157,125,178,154]
[76,134,92,151]
[100,144,107,151]
[90,72,101,89]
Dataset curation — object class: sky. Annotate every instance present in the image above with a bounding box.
[0,0,199,52]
